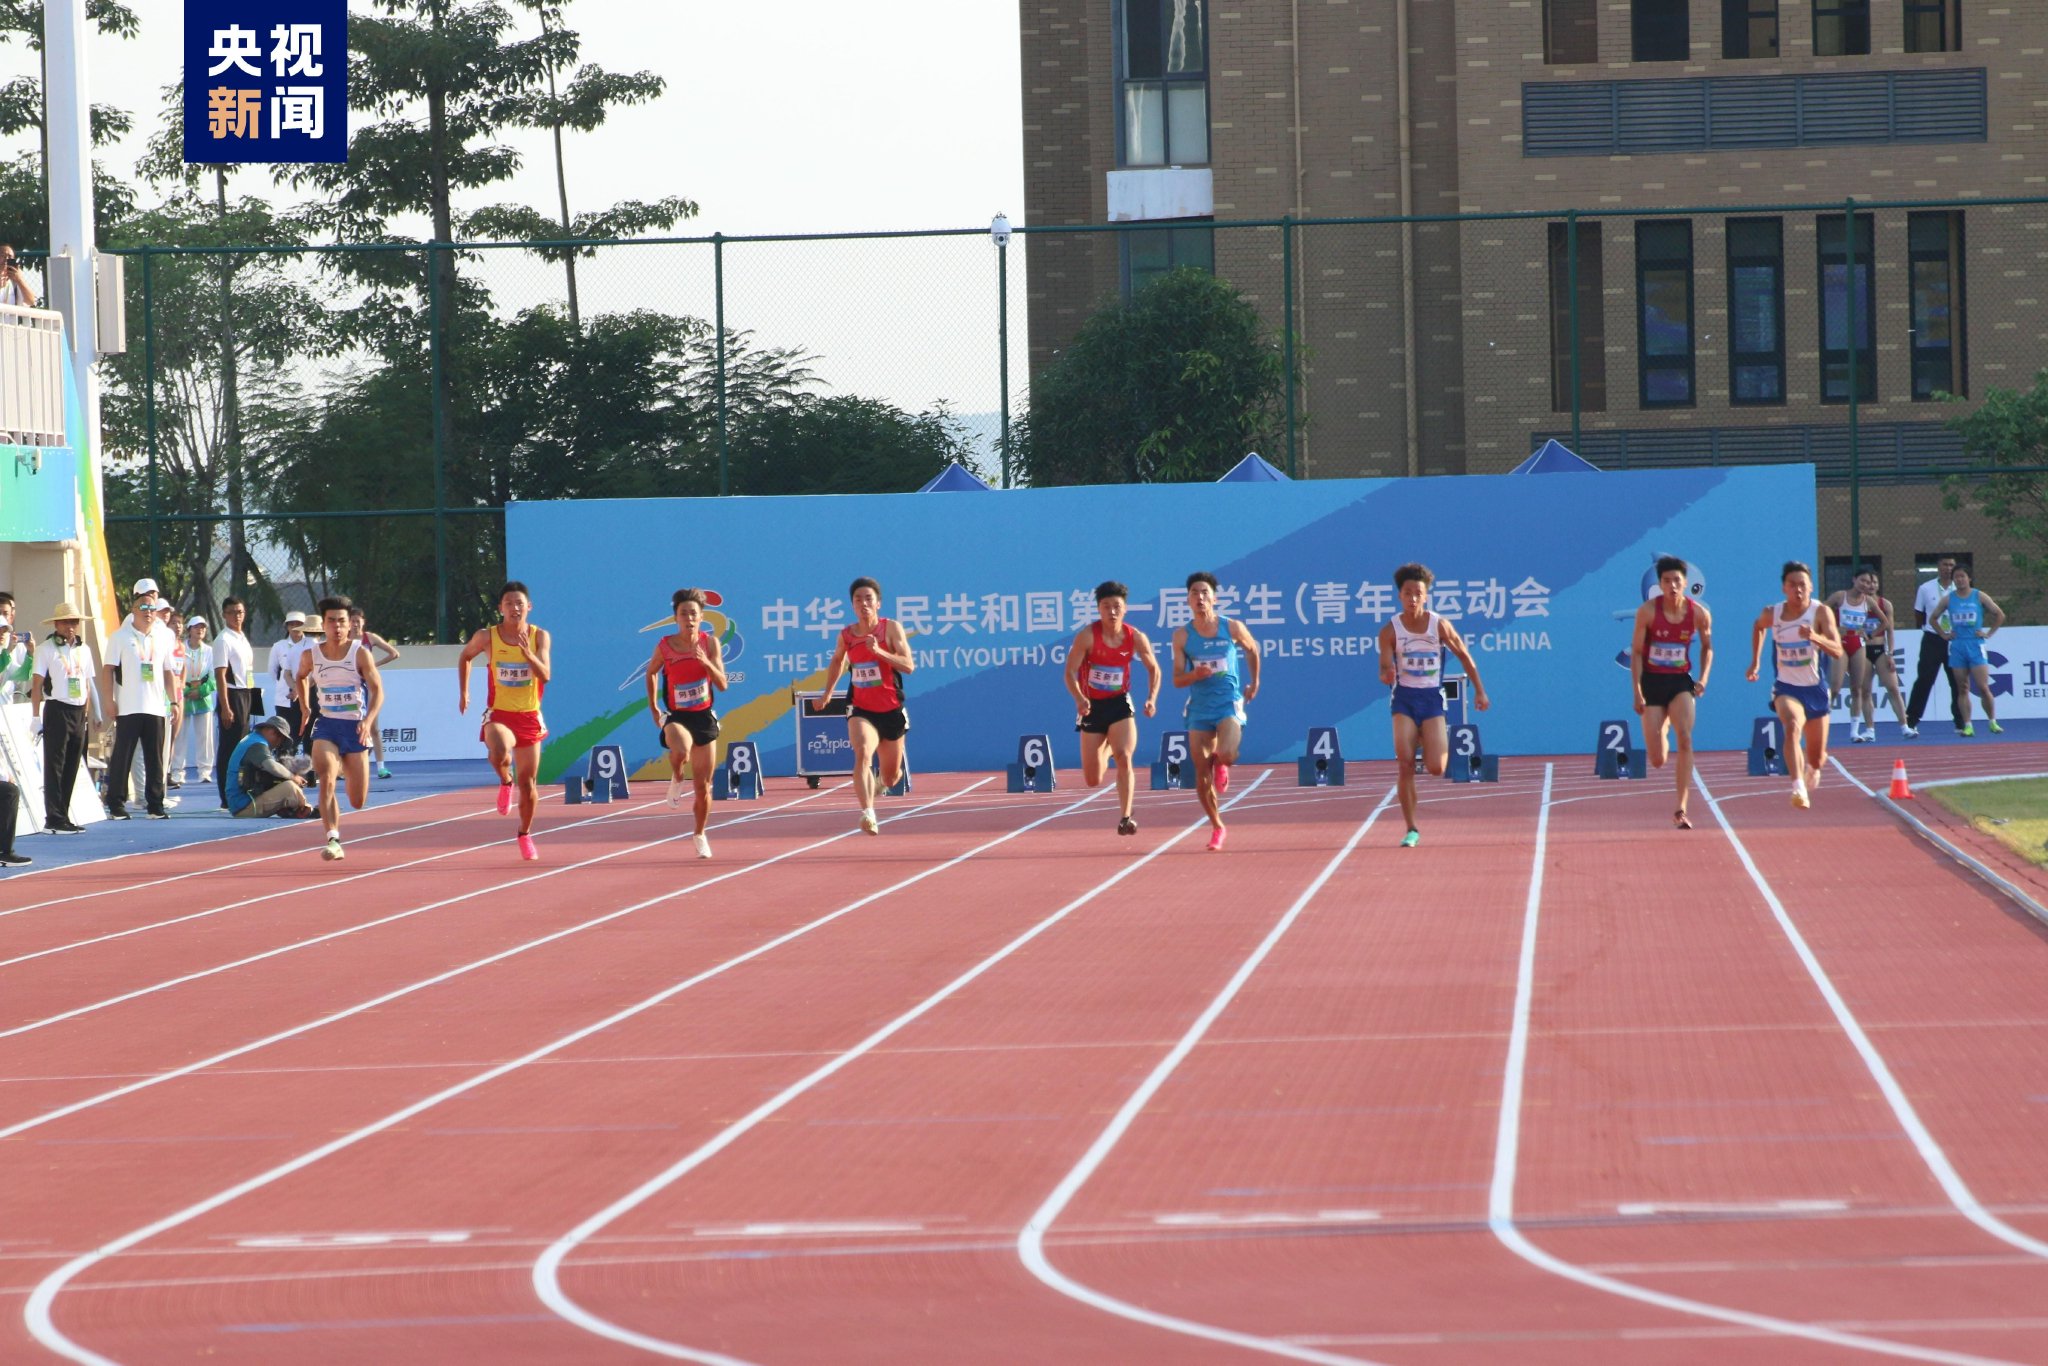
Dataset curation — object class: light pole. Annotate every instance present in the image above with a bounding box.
[992,213,1012,489]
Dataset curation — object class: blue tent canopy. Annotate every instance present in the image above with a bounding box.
[1510,439,1600,474]
[1218,452,1291,482]
[916,461,994,493]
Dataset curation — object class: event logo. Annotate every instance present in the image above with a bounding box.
[1988,649,2012,698]
[615,589,746,691]
[807,732,852,759]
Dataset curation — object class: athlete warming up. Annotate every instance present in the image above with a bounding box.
[1377,563,1488,849]
[1172,571,1261,852]
[1746,560,1843,809]
[1631,554,1713,829]
[1065,580,1161,836]
[297,595,386,862]
[647,587,728,858]
[812,577,914,836]
[457,581,552,860]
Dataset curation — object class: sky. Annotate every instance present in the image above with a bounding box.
[65,0,1026,235]
[17,1,1032,440]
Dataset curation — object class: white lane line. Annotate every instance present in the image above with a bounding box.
[0,783,863,1145]
[0,787,475,909]
[1616,1201,1850,1217]
[1488,763,2027,1366]
[0,797,689,1038]
[1913,771,2048,790]
[23,775,1081,1366]
[1016,780,1402,1366]
[1830,756,2048,932]
[534,774,1278,1366]
[1699,768,2048,1260]
[0,795,641,972]
[1152,1210,1381,1228]
[692,1222,926,1238]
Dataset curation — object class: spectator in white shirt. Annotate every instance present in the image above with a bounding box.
[268,612,313,754]
[29,600,100,833]
[1905,555,1964,736]
[175,616,216,785]
[213,595,261,811]
[0,244,37,308]
[102,578,176,818]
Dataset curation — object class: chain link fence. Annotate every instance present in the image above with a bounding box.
[97,194,2048,639]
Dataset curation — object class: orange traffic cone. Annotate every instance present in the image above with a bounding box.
[1888,759,1913,800]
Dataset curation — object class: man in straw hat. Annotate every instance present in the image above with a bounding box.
[28,599,102,833]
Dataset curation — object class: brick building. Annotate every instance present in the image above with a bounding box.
[1020,0,2048,602]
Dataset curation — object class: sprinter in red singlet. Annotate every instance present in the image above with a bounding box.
[1064,580,1161,836]
[1630,554,1714,830]
[646,587,729,859]
[812,576,915,835]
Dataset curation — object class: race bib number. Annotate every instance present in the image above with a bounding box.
[495,661,532,690]
[1838,607,1866,632]
[1086,663,1125,692]
[851,661,884,688]
[670,678,710,710]
[1402,652,1439,678]
[1777,643,1815,670]
[1647,641,1688,669]
[320,683,359,712]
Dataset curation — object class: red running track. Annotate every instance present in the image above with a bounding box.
[2,747,2046,1364]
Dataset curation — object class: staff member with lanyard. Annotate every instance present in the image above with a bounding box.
[102,578,176,819]
[28,601,101,833]
[212,596,262,810]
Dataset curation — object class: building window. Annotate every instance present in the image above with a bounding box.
[1119,0,1208,167]
[1548,221,1607,412]
[1904,0,1960,52]
[1722,0,1778,57]
[1636,220,1695,408]
[1819,213,1875,403]
[1544,0,1599,63]
[1726,218,1785,405]
[1633,0,1690,61]
[1123,221,1215,296]
[1813,0,1870,55]
[1909,211,1966,400]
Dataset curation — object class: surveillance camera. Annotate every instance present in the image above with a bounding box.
[991,213,1013,248]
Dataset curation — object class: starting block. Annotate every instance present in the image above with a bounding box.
[587,775,616,803]
[1149,730,1190,790]
[878,754,913,797]
[1593,719,1636,778]
[1296,726,1345,786]
[562,777,584,805]
[714,741,763,800]
[1747,716,1787,776]
[587,744,631,800]
[1596,747,1647,780]
[1007,733,1057,793]
[1446,723,1498,782]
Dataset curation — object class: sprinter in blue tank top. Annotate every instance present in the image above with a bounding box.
[1172,571,1262,852]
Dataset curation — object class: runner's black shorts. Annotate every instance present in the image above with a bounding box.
[850,706,909,742]
[1639,672,1696,710]
[659,709,720,749]
[1080,692,1136,734]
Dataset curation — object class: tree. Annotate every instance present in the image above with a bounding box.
[0,0,139,248]
[1014,267,1298,487]
[726,397,983,497]
[1942,369,2048,608]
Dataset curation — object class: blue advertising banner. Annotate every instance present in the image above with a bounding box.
[185,0,347,164]
[508,467,1817,780]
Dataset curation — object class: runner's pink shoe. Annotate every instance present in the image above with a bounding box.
[1212,762,1231,794]
[496,783,513,816]
[517,833,538,861]
[1207,826,1226,852]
